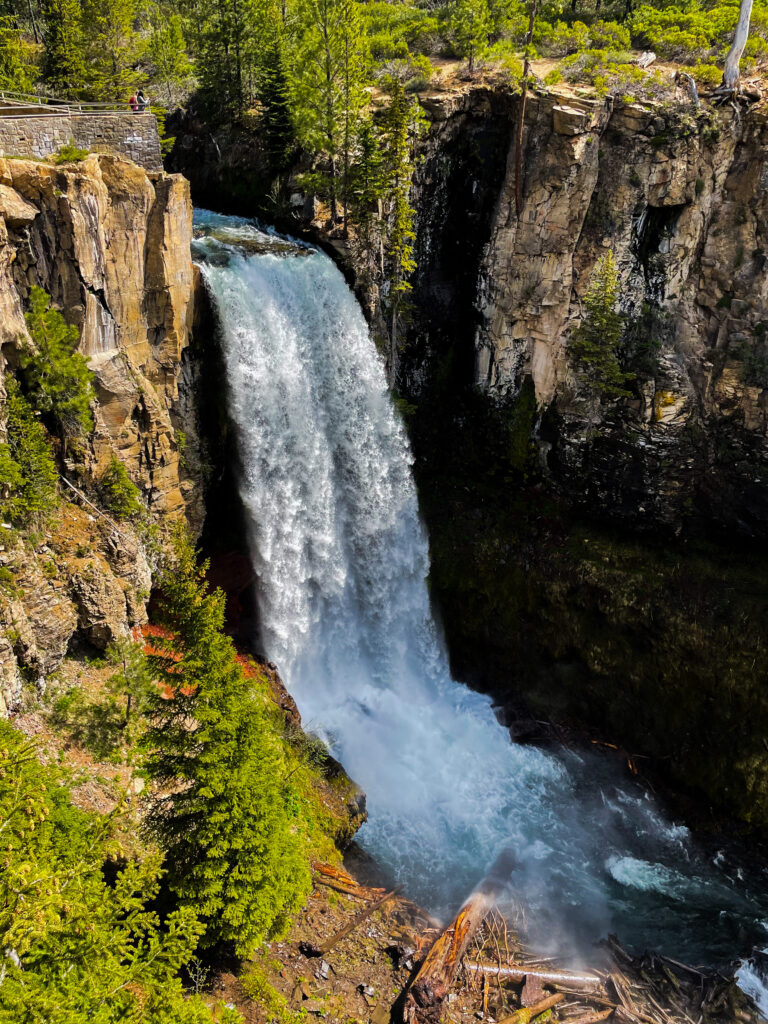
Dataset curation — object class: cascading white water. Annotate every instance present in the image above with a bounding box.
[193,210,768,994]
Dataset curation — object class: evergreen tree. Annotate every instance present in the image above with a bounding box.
[2,376,58,525]
[381,80,419,361]
[99,453,143,519]
[146,4,193,104]
[292,0,367,225]
[258,36,295,172]
[569,251,634,400]
[196,0,256,120]
[81,0,138,100]
[21,286,95,435]
[0,14,35,89]
[0,721,238,1024]
[41,0,88,96]
[450,0,491,71]
[105,636,153,728]
[142,531,310,955]
[349,118,385,282]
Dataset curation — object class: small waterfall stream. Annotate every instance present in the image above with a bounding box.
[192,210,768,1008]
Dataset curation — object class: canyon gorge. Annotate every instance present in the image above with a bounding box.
[3,74,768,1022]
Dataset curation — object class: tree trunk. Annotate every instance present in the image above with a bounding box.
[721,0,753,92]
[525,0,537,44]
[27,0,41,43]
[515,59,530,219]
[329,157,339,223]
[463,962,602,990]
[403,849,516,1023]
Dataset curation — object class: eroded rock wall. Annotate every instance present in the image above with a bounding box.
[473,94,768,535]
[399,87,768,827]
[0,154,200,716]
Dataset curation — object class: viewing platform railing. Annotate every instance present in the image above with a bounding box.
[0,90,134,118]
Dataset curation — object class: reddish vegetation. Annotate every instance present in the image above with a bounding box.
[140,623,194,698]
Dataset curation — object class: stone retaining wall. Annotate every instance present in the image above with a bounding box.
[0,112,162,171]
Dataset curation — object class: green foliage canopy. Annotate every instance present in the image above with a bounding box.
[0,719,237,1024]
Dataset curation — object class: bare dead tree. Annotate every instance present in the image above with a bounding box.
[718,0,754,95]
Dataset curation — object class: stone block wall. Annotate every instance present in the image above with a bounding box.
[71,114,162,171]
[0,115,72,160]
[0,112,162,172]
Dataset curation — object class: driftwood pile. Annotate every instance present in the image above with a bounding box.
[305,864,764,1024]
[401,900,764,1024]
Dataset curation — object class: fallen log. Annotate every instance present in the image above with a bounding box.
[497,992,564,1024]
[464,961,603,991]
[403,848,517,1022]
[299,887,401,957]
[312,863,387,900]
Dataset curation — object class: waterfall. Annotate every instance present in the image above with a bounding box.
[193,210,768,982]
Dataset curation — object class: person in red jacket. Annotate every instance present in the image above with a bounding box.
[129,93,139,112]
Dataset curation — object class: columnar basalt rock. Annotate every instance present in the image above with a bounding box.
[0,153,198,520]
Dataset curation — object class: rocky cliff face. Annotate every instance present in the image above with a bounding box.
[396,85,768,828]
[0,154,200,716]
[473,92,768,536]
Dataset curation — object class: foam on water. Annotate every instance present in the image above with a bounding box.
[193,210,768,1011]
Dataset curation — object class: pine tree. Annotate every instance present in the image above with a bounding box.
[81,0,138,100]
[258,37,295,172]
[0,14,35,90]
[450,0,491,72]
[381,80,419,365]
[292,0,367,225]
[142,531,310,955]
[196,0,256,120]
[2,376,58,525]
[105,636,153,727]
[99,454,143,519]
[146,5,193,104]
[569,251,634,400]
[21,286,95,435]
[349,118,385,283]
[41,0,88,96]
[0,721,238,1024]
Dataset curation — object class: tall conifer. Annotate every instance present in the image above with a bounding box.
[142,532,310,954]
[41,0,87,95]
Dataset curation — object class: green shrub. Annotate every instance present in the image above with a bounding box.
[536,19,589,56]
[21,287,95,435]
[53,140,90,164]
[99,455,143,520]
[679,62,722,87]
[544,67,563,85]
[486,38,525,80]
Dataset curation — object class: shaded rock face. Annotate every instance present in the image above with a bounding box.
[0,155,199,715]
[470,94,768,537]
[396,88,768,827]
